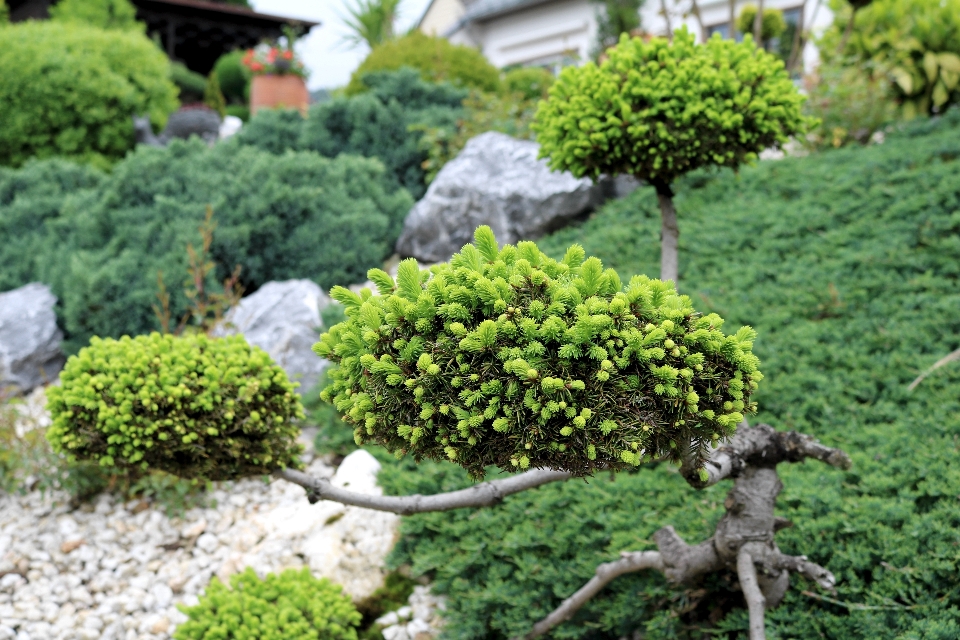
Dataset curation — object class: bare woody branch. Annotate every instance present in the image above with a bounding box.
[522,551,664,640]
[737,546,767,640]
[682,423,851,489]
[274,467,571,515]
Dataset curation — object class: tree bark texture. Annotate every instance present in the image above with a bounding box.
[524,423,849,638]
[754,0,765,44]
[656,190,679,283]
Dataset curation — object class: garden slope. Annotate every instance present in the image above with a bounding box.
[375,112,960,639]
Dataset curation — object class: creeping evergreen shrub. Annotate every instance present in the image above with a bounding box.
[46,333,304,481]
[0,21,178,168]
[316,227,760,478]
[0,139,413,353]
[174,568,361,640]
[533,28,809,190]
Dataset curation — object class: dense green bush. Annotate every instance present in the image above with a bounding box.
[374,109,960,638]
[0,21,178,168]
[804,59,897,147]
[214,50,252,105]
[169,61,208,104]
[174,568,361,640]
[49,0,142,31]
[47,333,303,480]
[0,139,413,352]
[502,67,554,101]
[236,68,465,199]
[346,32,500,95]
[317,227,759,478]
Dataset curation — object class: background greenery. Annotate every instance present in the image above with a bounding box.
[0,139,412,353]
[236,68,466,199]
[307,110,960,639]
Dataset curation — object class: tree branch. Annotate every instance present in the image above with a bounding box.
[683,423,851,489]
[737,547,767,640]
[773,553,836,590]
[274,467,571,515]
[522,551,664,640]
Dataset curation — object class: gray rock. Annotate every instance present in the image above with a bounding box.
[396,131,625,263]
[0,283,64,396]
[214,280,330,393]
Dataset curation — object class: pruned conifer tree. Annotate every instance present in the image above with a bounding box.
[533,28,811,283]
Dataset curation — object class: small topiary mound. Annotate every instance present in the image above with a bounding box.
[173,568,361,640]
[316,227,761,478]
[46,333,304,481]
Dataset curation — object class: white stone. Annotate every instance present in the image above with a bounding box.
[397,605,413,620]
[195,533,219,554]
[382,626,411,640]
[376,610,400,626]
[0,283,64,396]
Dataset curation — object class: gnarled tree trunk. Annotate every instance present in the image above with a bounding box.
[524,423,849,639]
[653,182,679,283]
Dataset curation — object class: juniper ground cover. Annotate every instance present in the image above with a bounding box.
[364,111,960,638]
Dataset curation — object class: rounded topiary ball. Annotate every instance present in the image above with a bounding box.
[46,333,304,481]
[316,226,762,478]
[173,568,361,640]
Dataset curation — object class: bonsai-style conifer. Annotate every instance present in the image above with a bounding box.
[315,226,761,478]
[533,28,811,282]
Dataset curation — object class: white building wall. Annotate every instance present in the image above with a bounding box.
[449,0,599,69]
[420,0,467,36]
[639,0,834,73]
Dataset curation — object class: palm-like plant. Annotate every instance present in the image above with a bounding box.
[341,0,401,50]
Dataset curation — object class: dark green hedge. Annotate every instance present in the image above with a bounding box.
[0,139,412,353]
[235,69,465,199]
[372,111,960,638]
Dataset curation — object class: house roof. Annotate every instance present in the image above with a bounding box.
[444,0,554,36]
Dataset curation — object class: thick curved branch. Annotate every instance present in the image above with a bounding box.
[275,467,571,515]
[684,424,851,489]
[737,547,767,640]
[522,551,664,640]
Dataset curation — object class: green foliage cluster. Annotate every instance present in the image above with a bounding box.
[346,32,500,96]
[236,68,465,199]
[46,333,304,481]
[825,0,960,117]
[376,109,960,638]
[214,50,252,106]
[316,227,759,478]
[736,5,787,42]
[0,139,412,352]
[0,21,178,168]
[170,61,209,103]
[804,59,897,147]
[174,568,361,640]
[534,28,809,191]
[49,0,143,31]
[502,67,555,101]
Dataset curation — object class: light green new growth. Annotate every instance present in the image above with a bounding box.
[316,226,761,478]
[46,333,304,481]
[174,568,361,640]
[532,27,810,191]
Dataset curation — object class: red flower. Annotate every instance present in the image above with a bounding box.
[282,50,293,60]
[250,62,264,72]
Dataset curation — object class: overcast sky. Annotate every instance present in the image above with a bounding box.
[250,0,433,91]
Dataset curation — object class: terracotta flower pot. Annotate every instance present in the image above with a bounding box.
[250,74,309,116]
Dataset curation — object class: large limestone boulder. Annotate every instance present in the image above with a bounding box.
[396,131,623,263]
[215,279,331,393]
[0,283,64,396]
